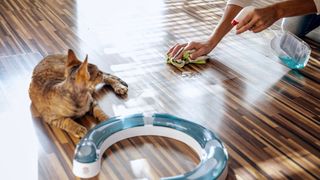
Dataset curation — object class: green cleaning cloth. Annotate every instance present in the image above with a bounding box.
[167,50,209,68]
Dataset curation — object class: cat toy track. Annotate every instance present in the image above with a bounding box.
[73,113,228,179]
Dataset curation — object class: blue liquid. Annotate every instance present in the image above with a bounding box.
[279,56,306,69]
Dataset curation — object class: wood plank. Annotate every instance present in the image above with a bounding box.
[0,0,319,179]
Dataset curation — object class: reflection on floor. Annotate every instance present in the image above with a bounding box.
[0,0,319,179]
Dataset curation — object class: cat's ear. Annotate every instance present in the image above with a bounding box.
[76,55,90,83]
[66,49,81,67]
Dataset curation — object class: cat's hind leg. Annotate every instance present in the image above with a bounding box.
[48,117,87,138]
[103,73,128,95]
[92,102,108,121]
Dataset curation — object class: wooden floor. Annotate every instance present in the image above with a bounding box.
[0,0,319,179]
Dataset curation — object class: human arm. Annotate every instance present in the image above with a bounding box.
[167,4,243,60]
[236,0,318,34]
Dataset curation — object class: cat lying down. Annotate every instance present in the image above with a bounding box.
[29,49,128,138]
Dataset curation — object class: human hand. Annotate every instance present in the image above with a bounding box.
[236,6,279,34]
[167,41,214,60]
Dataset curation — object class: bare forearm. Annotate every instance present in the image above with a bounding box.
[207,5,243,47]
[274,0,317,18]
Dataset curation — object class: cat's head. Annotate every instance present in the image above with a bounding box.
[65,49,103,90]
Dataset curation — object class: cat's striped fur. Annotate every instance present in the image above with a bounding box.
[29,49,128,138]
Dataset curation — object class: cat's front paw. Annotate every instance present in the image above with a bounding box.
[74,126,88,138]
[114,84,128,95]
[96,112,108,121]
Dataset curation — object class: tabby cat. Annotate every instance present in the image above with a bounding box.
[29,49,128,138]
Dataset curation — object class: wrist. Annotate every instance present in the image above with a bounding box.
[207,21,233,50]
[273,3,285,20]
[206,36,218,49]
